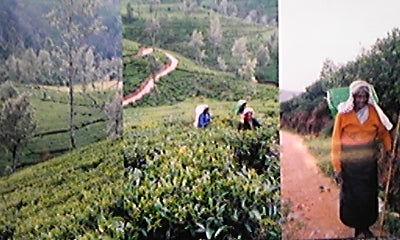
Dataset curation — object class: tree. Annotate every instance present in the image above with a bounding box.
[149,0,160,14]
[256,44,270,66]
[146,53,161,82]
[46,0,106,148]
[146,17,161,47]
[0,93,36,172]
[218,0,228,14]
[238,58,257,81]
[209,16,223,57]
[217,56,227,71]
[180,0,197,16]
[227,2,238,17]
[0,81,18,101]
[104,93,122,139]
[126,3,133,22]
[189,29,206,64]
[231,37,249,75]
[245,9,258,23]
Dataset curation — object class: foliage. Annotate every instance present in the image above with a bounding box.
[121,0,278,84]
[123,47,277,108]
[0,0,121,60]
[0,138,125,239]
[0,98,280,239]
[122,101,280,239]
[0,81,18,101]
[0,86,115,176]
[0,93,36,172]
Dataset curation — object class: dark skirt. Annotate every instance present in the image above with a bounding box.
[339,142,379,228]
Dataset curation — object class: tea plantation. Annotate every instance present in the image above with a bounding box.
[0,97,280,239]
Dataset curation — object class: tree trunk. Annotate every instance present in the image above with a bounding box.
[68,5,76,149]
[12,145,17,172]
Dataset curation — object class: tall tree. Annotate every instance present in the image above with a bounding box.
[189,29,206,64]
[238,58,257,81]
[0,93,36,172]
[180,0,197,16]
[104,92,123,139]
[45,0,106,148]
[146,17,160,47]
[209,16,223,57]
[0,81,18,101]
[231,37,249,75]
[218,0,228,14]
[126,3,133,22]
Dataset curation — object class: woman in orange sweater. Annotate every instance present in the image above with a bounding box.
[331,80,393,238]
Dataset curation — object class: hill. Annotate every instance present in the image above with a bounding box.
[121,0,278,85]
[122,39,277,108]
[0,97,280,239]
[279,89,302,102]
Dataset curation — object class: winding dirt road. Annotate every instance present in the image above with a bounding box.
[122,48,179,106]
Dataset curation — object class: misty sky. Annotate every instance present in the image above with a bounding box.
[279,0,400,92]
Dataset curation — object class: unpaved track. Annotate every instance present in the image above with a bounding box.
[281,130,353,239]
[122,48,179,106]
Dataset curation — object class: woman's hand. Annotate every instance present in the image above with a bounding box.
[334,171,343,185]
[386,151,396,163]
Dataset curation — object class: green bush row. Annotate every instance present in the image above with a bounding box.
[122,115,280,239]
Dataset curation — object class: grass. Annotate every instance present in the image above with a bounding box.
[303,135,334,177]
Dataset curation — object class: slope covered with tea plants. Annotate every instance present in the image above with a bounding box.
[0,83,118,175]
[121,0,278,85]
[123,39,276,108]
[1,97,280,239]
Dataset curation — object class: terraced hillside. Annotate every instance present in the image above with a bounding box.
[0,97,280,239]
[121,0,278,85]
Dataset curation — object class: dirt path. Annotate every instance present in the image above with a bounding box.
[122,48,179,106]
[281,130,353,239]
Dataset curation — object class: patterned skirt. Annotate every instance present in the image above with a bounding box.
[339,141,379,228]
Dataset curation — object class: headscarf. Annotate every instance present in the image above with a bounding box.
[243,107,254,116]
[337,80,392,130]
[194,104,209,127]
[234,100,247,115]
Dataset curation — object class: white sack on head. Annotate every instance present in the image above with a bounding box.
[194,104,208,127]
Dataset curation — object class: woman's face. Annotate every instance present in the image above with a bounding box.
[245,112,252,120]
[353,89,369,111]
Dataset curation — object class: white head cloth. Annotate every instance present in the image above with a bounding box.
[337,80,392,130]
[243,107,254,115]
[193,104,209,127]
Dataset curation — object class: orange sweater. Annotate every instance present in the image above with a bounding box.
[331,104,392,172]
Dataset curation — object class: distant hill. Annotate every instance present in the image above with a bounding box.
[279,89,302,102]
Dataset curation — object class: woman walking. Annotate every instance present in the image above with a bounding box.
[331,80,393,238]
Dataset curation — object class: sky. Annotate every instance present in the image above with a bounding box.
[279,0,400,92]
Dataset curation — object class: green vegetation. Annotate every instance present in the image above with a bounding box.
[1,98,280,239]
[123,40,277,108]
[123,40,169,96]
[124,98,280,239]
[122,0,278,84]
[0,85,116,175]
[0,138,125,239]
[303,136,333,178]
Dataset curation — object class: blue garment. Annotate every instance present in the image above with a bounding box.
[198,113,211,127]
